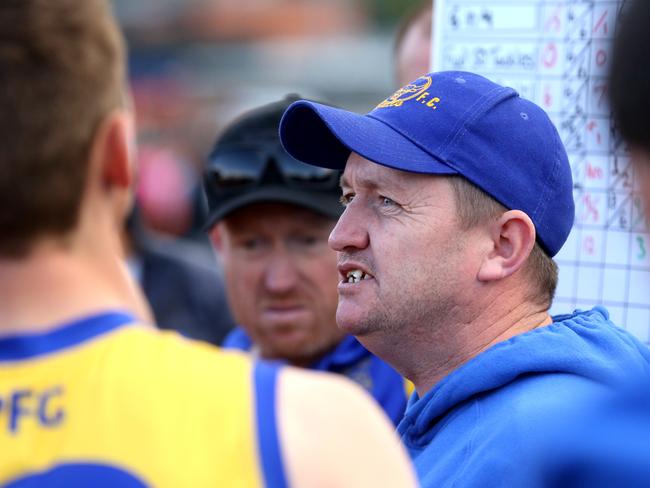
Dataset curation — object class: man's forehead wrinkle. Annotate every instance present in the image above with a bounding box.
[342,162,412,194]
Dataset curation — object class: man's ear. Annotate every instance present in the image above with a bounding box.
[208,224,224,252]
[96,109,135,190]
[84,108,136,227]
[477,210,536,282]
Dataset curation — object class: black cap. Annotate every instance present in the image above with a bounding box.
[202,95,342,230]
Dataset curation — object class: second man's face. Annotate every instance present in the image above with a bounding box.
[329,153,478,351]
[213,202,344,367]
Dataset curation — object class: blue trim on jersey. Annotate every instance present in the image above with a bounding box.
[4,462,149,487]
[254,361,288,488]
[0,312,136,362]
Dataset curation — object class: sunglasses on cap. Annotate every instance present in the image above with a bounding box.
[204,143,340,192]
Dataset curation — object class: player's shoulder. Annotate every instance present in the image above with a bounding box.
[276,367,418,487]
[110,324,253,388]
[279,366,374,407]
[277,366,401,440]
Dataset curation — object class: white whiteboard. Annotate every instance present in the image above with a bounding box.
[432,0,650,343]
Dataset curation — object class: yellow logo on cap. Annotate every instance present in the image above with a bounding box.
[376,75,441,110]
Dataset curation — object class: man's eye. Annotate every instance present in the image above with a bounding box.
[340,193,354,206]
[288,233,328,253]
[294,235,318,246]
[381,196,397,206]
[240,238,265,250]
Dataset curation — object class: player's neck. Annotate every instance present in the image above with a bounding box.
[0,235,152,336]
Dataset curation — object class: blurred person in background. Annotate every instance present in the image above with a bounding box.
[0,1,419,486]
[610,0,650,211]
[204,96,410,425]
[123,142,235,345]
[123,207,235,345]
[394,1,433,87]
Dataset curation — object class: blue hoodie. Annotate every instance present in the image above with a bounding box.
[397,307,650,488]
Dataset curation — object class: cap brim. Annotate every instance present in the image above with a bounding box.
[203,185,342,230]
[279,100,458,175]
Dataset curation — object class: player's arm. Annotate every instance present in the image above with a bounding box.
[277,367,418,488]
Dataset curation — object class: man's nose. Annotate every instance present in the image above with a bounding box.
[329,205,370,252]
[263,251,300,293]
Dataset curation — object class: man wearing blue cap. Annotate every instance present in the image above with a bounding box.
[279,71,650,487]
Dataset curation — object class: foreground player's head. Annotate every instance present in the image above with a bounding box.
[0,0,134,258]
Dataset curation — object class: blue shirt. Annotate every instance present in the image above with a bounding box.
[223,327,408,426]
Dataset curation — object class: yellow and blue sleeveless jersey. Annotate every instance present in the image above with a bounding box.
[224,327,412,425]
[0,311,287,487]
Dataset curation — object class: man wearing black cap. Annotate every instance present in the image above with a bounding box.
[203,96,409,425]
[278,72,650,487]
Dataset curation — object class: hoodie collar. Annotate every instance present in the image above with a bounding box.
[398,307,650,447]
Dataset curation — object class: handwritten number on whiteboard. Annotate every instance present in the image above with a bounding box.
[587,120,602,146]
[638,236,647,260]
[450,7,459,28]
[582,194,600,223]
[608,190,617,210]
[543,43,558,68]
[584,235,595,255]
[593,82,608,108]
[593,10,609,35]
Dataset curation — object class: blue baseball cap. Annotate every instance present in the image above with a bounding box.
[279,71,575,257]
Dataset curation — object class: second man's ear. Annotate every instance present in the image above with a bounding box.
[477,210,536,282]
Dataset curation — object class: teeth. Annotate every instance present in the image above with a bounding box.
[345,269,369,284]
